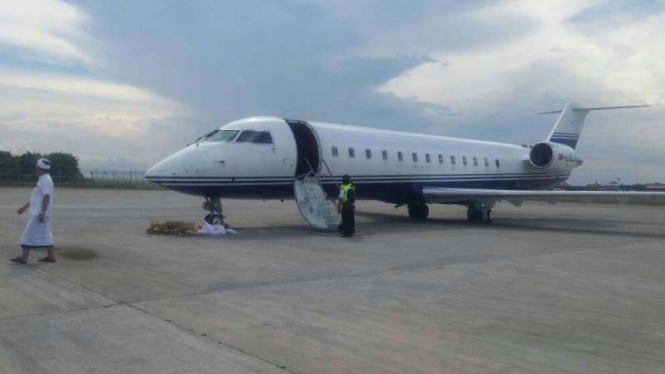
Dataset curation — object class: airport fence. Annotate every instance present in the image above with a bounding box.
[0,167,160,190]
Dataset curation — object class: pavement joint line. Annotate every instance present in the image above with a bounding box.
[126,302,297,374]
[22,262,119,304]
[0,261,121,322]
[1,239,654,323]
[126,240,643,306]
[0,302,120,322]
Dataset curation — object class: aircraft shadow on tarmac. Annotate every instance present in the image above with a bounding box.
[355,211,665,240]
[182,210,665,241]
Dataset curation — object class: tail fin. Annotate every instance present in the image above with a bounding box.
[539,102,649,150]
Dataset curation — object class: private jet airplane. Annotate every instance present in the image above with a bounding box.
[145,102,665,227]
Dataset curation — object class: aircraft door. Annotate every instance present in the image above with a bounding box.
[286,119,320,177]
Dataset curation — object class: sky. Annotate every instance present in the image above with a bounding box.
[0,0,663,184]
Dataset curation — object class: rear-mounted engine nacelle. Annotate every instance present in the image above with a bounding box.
[529,142,582,172]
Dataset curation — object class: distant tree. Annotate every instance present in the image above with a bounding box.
[17,152,43,182]
[45,152,83,183]
[0,150,83,184]
[0,151,17,182]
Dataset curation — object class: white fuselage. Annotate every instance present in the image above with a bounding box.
[145,117,578,204]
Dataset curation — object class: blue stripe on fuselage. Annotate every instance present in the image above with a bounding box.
[152,175,570,204]
[549,137,579,149]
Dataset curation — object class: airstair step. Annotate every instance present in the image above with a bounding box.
[294,176,340,229]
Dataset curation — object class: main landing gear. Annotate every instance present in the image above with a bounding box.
[466,201,492,224]
[203,196,224,225]
[408,201,429,220]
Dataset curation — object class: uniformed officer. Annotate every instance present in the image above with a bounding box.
[337,175,356,237]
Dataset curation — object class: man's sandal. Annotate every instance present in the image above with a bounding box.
[38,257,56,263]
[10,257,27,264]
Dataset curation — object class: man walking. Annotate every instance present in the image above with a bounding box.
[11,159,56,264]
[337,175,356,237]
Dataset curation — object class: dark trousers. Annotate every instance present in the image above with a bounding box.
[339,204,355,237]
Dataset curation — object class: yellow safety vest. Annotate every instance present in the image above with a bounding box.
[341,183,356,203]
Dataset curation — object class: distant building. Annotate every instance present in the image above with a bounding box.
[645,183,665,191]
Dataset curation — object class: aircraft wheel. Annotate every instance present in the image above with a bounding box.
[480,209,492,223]
[467,209,479,223]
[467,208,492,223]
[408,202,429,219]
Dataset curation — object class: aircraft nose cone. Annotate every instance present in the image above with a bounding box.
[145,144,200,181]
[145,154,178,179]
[144,163,161,179]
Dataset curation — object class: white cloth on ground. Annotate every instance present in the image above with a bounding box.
[198,221,237,236]
[29,174,54,216]
[20,215,54,248]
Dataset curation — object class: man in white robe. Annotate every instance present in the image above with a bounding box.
[11,159,56,264]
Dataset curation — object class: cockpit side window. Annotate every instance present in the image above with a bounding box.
[203,130,239,142]
[236,130,273,144]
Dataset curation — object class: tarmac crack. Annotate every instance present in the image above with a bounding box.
[126,302,297,374]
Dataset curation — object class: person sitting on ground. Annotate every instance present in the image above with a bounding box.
[197,213,237,235]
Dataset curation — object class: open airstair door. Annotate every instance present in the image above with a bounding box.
[294,176,341,229]
[287,119,341,229]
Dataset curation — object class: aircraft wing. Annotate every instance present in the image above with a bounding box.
[423,188,665,205]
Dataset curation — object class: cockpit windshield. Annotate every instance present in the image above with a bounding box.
[201,130,239,142]
[236,130,273,144]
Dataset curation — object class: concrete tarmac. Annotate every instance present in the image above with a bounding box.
[1,188,664,373]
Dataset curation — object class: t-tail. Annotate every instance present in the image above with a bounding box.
[540,102,649,150]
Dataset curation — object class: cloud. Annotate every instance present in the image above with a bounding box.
[379,0,665,183]
[1,0,663,184]
[0,0,186,164]
[0,0,95,65]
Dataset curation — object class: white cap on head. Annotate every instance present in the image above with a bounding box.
[36,158,51,170]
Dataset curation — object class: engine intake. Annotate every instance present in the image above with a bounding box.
[530,142,554,168]
[528,142,580,173]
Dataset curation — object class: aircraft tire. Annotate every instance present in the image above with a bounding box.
[468,208,492,223]
[480,209,492,223]
[408,202,429,220]
[467,210,478,223]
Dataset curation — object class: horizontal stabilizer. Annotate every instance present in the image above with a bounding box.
[539,105,649,115]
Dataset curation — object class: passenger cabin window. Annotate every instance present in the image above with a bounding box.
[382,150,388,160]
[450,155,456,165]
[425,154,431,163]
[484,158,489,167]
[348,148,355,158]
[366,149,372,159]
[412,153,418,162]
[397,152,403,161]
[495,159,501,168]
[332,146,338,157]
[462,156,468,166]
[473,157,478,166]
[204,130,239,142]
[438,154,444,164]
[235,130,273,144]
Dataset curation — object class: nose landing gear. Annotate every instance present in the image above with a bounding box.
[203,196,224,225]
